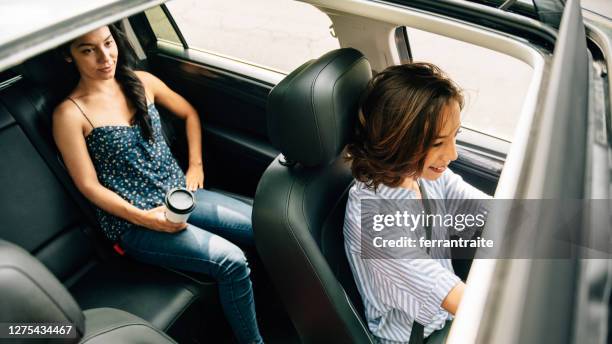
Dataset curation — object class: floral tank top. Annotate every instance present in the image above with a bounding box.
[70,98,186,241]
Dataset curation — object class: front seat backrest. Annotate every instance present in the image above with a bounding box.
[0,239,85,343]
[253,48,373,343]
[0,239,178,344]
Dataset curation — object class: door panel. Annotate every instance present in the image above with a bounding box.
[451,144,504,196]
[149,53,278,197]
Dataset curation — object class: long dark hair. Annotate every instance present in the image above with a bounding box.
[58,23,153,140]
[346,63,464,190]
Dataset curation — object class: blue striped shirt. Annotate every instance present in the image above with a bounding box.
[343,168,490,343]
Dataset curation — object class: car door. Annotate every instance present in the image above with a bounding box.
[439,0,612,343]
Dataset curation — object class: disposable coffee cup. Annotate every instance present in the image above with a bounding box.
[164,187,196,223]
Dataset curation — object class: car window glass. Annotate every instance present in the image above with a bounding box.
[145,6,182,45]
[406,27,533,141]
[162,0,340,73]
[472,0,536,16]
[517,0,534,6]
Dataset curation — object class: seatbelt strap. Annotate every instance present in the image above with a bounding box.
[412,184,453,344]
[409,322,425,344]
[408,180,429,344]
[417,180,432,254]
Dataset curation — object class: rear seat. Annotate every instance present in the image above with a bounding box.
[0,59,233,342]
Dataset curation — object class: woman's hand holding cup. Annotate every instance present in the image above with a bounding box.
[139,205,187,233]
[134,188,195,233]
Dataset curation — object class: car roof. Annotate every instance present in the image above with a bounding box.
[0,0,165,72]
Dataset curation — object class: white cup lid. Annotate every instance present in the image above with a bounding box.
[165,188,195,214]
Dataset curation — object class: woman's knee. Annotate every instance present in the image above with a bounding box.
[218,244,250,282]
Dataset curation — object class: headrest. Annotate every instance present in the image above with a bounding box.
[18,51,63,85]
[14,50,79,107]
[0,240,84,341]
[267,48,372,167]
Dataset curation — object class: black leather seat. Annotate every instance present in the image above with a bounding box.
[0,239,177,344]
[252,48,374,343]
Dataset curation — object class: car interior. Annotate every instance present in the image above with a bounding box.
[1,0,607,343]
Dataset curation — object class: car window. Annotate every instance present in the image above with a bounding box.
[144,6,183,45]
[470,0,537,19]
[406,27,533,141]
[153,0,340,74]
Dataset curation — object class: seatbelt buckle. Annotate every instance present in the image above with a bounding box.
[113,243,126,256]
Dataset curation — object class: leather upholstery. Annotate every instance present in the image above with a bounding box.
[0,240,176,344]
[68,257,207,331]
[0,240,85,342]
[81,308,176,344]
[253,49,373,343]
[267,48,371,167]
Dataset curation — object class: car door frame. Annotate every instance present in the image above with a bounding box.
[447,0,612,342]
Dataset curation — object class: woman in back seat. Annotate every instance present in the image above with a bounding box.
[51,24,263,344]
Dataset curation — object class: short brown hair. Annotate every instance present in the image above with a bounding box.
[346,62,464,189]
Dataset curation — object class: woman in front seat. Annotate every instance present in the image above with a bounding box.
[343,63,490,343]
[52,24,263,344]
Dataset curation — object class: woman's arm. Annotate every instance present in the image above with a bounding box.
[442,281,465,315]
[136,71,204,191]
[52,102,186,233]
[363,256,464,322]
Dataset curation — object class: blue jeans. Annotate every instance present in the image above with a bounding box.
[120,189,263,344]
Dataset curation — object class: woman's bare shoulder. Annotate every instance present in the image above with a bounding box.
[52,98,86,129]
[134,70,157,100]
[134,70,152,79]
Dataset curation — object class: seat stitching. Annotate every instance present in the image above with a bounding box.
[117,246,236,331]
[310,52,366,162]
[0,265,84,336]
[122,246,227,268]
[309,54,339,163]
[80,322,174,343]
[281,176,372,342]
[330,56,368,152]
[159,296,199,332]
[162,265,216,286]
[302,176,373,339]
